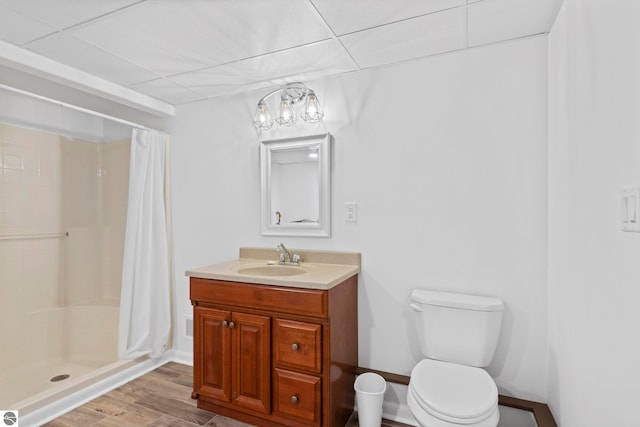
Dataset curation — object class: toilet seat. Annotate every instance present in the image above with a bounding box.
[407,390,499,427]
[409,359,498,424]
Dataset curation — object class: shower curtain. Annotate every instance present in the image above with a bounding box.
[118,128,172,359]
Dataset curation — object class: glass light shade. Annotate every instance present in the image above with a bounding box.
[276,96,296,126]
[301,90,324,123]
[253,101,273,130]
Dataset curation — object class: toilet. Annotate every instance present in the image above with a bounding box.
[407,290,504,427]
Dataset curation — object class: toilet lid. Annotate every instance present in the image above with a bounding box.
[409,359,498,423]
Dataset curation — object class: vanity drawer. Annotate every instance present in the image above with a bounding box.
[190,278,328,317]
[274,319,322,374]
[274,368,321,426]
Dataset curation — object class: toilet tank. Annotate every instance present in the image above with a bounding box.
[410,290,504,367]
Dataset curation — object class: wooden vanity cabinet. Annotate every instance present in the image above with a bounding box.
[190,275,358,427]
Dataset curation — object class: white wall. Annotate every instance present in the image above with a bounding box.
[548,1,640,426]
[169,35,550,409]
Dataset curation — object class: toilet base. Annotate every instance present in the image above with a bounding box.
[407,388,500,427]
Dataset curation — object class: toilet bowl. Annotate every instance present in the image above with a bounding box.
[407,359,499,427]
[407,290,504,427]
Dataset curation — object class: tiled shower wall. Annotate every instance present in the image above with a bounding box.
[0,123,129,372]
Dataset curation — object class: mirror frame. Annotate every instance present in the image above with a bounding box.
[260,133,331,237]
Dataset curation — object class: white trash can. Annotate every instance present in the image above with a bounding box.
[354,372,387,427]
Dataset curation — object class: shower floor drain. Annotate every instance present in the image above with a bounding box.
[50,374,70,382]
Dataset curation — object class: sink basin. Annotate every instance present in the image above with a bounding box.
[238,264,306,277]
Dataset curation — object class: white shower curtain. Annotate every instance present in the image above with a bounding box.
[118,128,172,359]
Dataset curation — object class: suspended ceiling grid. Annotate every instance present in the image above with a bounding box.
[0,0,563,113]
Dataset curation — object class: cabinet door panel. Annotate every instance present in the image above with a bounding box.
[194,307,231,402]
[232,312,271,414]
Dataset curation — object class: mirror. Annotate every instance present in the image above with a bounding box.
[260,133,331,237]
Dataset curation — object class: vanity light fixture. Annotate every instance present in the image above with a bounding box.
[253,82,324,131]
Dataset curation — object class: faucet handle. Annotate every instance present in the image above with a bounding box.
[292,254,301,263]
[279,253,286,262]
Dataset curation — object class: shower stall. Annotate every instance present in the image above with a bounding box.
[0,95,135,415]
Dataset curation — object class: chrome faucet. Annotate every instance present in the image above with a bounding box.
[276,243,300,266]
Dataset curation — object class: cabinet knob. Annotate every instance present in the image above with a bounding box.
[229,321,235,329]
[291,395,299,404]
[292,343,299,351]
[222,320,228,327]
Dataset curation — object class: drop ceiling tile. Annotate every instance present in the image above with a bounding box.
[69,0,332,77]
[129,78,204,105]
[0,5,56,45]
[26,32,159,86]
[180,0,333,60]
[0,0,141,30]
[468,0,561,47]
[68,14,209,76]
[311,0,465,35]
[168,40,358,98]
[339,8,467,69]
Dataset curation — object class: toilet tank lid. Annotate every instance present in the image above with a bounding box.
[411,290,504,312]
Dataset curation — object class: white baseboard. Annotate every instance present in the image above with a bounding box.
[378,382,418,426]
[172,350,193,366]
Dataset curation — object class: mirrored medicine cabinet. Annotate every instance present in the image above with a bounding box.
[260,133,331,237]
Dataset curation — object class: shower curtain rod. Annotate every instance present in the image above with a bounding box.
[0,83,154,131]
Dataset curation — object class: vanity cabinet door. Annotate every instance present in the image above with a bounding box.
[231,311,271,414]
[194,307,271,415]
[194,306,232,403]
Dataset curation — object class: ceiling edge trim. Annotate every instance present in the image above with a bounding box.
[0,40,175,117]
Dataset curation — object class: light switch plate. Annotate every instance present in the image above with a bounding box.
[621,187,640,232]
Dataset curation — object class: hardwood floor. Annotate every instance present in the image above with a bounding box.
[45,362,412,426]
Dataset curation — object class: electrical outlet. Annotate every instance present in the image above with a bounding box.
[345,202,357,222]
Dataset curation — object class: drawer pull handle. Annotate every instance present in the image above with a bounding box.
[292,343,300,351]
[291,395,299,404]
[229,321,235,329]
[222,320,228,327]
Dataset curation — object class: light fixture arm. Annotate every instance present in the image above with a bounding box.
[256,82,310,105]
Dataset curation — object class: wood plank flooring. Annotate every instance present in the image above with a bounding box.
[44,362,411,427]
